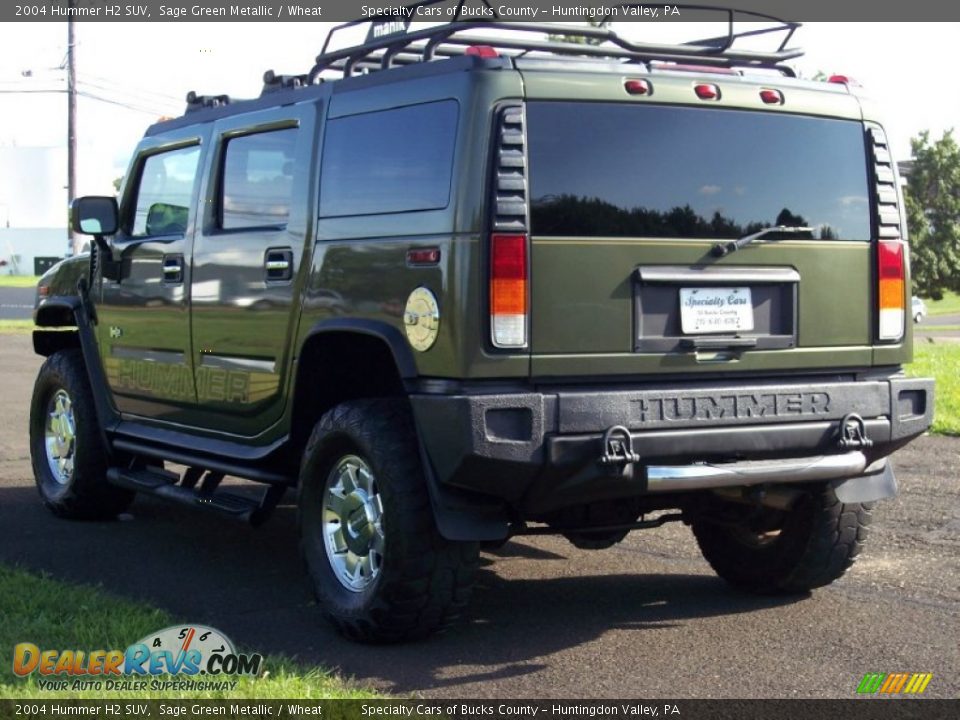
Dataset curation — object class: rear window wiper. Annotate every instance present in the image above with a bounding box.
[712,226,813,257]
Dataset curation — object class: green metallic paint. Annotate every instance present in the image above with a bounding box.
[519,70,863,120]
[530,238,874,376]
[35,62,916,450]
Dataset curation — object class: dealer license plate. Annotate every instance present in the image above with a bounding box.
[679,287,754,334]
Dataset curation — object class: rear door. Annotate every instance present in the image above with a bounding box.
[521,82,878,379]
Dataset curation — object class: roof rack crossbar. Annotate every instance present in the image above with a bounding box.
[308,3,802,83]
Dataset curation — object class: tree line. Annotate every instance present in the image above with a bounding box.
[905,130,960,300]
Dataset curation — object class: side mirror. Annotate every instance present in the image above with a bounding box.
[70,196,122,283]
[71,196,119,236]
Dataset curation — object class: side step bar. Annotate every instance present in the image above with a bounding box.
[646,451,871,493]
[112,438,289,485]
[107,467,287,526]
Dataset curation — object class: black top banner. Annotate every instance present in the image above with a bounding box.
[5,0,960,22]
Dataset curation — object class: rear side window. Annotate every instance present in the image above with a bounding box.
[221,128,298,230]
[528,103,871,240]
[130,145,200,237]
[319,100,458,217]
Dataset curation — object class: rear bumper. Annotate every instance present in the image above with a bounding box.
[411,372,934,515]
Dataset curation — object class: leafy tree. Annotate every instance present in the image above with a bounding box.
[775,207,807,227]
[548,19,610,46]
[112,176,123,193]
[904,130,960,300]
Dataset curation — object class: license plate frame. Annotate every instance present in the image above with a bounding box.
[679,286,754,334]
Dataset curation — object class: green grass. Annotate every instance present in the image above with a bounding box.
[923,290,960,316]
[0,275,39,288]
[0,320,33,334]
[918,324,960,332]
[908,341,960,436]
[0,565,373,700]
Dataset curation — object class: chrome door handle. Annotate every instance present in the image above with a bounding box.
[264,248,293,282]
[161,254,184,283]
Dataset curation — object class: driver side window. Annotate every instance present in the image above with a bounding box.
[129,145,201,237]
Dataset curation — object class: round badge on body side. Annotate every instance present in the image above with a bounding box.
[403,287,440,352]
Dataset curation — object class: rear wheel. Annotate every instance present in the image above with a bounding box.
[691,485,872,594]
[299,398,479,642]
[29,349,134,520]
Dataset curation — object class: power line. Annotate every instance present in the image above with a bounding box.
[75,90,171,116]
[76,80,180,112]
[80,73,184,104]
[0,89,66,94]
[0,87,171,116]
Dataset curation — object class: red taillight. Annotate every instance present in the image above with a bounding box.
[624,79,651,96]
[490,233,527,347]
[877,240,906,341]
[466,45,499,59]
[759,88,783,105]
[694,83,720,100]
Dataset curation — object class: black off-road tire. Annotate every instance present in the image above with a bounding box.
[29,349,134,520]
[691,485,872,594]
[298,398,479,643]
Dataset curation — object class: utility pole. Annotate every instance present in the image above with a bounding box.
[66,0,77,256]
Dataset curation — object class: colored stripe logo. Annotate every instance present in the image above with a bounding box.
[857,673,933,694]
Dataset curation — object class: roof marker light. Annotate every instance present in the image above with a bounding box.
[828,75,861,87]
[759,88,783,105]
[624,79,651,96]
[694,83,720,100]
[466,45,499,59]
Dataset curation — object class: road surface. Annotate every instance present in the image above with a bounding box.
[0,334,956,698]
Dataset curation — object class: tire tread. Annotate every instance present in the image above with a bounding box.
[299,398,478,643]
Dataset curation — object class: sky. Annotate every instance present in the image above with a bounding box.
[0,21,957,202]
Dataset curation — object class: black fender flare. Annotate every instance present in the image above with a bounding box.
[297,318,510,541]
[36,292,120,450]
[299,317,419,379]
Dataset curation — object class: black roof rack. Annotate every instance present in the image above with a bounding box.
[302,2,802,84]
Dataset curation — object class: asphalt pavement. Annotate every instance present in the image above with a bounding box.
[0,334,957,698]
[0,287,33,320]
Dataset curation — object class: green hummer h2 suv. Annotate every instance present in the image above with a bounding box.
[31,9,934,642]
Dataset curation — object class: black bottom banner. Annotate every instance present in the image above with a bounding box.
[0,700,957,720]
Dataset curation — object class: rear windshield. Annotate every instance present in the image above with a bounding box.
[527,102,871,240]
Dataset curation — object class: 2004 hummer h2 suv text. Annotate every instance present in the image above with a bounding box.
[31,7,934,642]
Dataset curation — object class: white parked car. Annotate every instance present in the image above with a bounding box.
[912,296,928,323]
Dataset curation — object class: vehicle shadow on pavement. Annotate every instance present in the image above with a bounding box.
[0,485,802,694]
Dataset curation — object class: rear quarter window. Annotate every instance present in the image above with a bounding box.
[319,100,458,217]
[220,128,298,230]
[527,102,871,241]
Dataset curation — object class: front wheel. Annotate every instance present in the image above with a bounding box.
[691,485,872,594]
[298,399,479,642]
[29,349,134,520]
